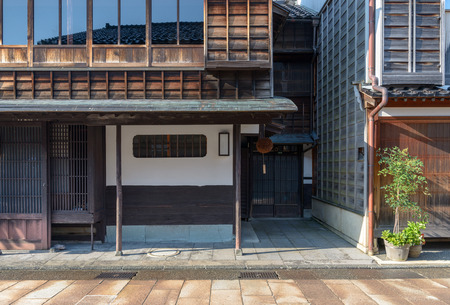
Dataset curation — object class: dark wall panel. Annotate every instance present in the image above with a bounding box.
[105,186,234,226]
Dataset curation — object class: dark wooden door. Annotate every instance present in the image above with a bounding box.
[251,152,301,217]
[0,124,50,250]
[378,121,450,237]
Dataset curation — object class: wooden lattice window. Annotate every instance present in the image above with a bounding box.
[49,124,88,211]
[133,134,207,158]
[383,0,442,84]
[0,126,42,214]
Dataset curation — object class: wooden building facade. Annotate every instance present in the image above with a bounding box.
[313,0,450,253]
[238,1,318,219]
[0,0,298,250]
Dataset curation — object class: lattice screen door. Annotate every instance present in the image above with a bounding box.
[0,125,49,249]
[49,124,88,213]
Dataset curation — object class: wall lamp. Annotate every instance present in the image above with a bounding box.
[218,132,230,156]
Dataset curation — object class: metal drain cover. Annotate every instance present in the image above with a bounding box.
[95,272,137,279]
[147,249,180,257]
[239,271,279,279]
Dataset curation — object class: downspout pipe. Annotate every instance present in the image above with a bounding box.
[367,0,388,256]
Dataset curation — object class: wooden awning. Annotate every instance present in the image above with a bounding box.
[0,97,297,125]
[270,133,315,144]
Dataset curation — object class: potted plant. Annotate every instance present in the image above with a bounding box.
[404,220,427,258]
[381,229,410,261]
[378,147,429,261]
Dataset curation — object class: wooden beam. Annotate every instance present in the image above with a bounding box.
[27,0,33,67]
[41,122,50,249]
[0,0,3,45]
[146,0,151,66]
[234,124,242,255]
[115,125,123,256]
[118,0,121,45]
[299,147,304,218]
[87,0,93,66]
[58,0,62,45]
[226,0,229,61]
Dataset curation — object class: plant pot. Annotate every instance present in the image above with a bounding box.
[384,241,410,261]
[408,244,422,258]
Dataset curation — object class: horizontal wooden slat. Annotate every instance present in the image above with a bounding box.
[385,38,439,51]
[385,27,439,39]
[385,15,439,27]
[385,51,440,63]
[383,72,442,84]
[105,186,234,226]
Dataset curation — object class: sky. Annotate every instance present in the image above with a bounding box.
[3,0,203,45]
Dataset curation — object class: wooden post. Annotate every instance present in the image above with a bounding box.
[115,125,123,256]
[234,124,242,256]
[299,146,304,218]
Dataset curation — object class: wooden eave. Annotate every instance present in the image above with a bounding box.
[0,97,297,125]
[359,86,450,109]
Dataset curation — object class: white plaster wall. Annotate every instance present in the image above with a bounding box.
[241,124,259,134]
[304,149,312,184]
[312,198,369,253]
[379,107,450,117]
[106,125,233,186]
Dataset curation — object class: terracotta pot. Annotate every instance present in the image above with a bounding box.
[384,241,410,261]
[408,244,422,258]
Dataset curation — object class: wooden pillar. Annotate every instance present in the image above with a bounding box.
[115,125,123,256]
[299,146,304,218]
[234,124,242,256]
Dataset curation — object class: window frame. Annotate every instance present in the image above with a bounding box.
[34,0,88,46]
[0,0,28,45]
[132,134,207,158]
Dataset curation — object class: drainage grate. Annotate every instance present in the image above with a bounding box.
[239,271,279,279]
[95,272,137,279]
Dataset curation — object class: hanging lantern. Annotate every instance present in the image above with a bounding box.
[256,138,273,174]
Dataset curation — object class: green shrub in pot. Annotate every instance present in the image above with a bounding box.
[404,221,426,246]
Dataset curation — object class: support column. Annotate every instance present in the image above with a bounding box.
[115,125,123,256]
[234,124,242,256]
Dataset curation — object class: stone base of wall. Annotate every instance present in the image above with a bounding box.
[312,198,369,253]
[105,225,233,243]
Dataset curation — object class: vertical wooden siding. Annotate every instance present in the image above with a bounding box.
[316,0,366,212]
[251,153,300,217]
[378,121,450,237]
[206,0,271,67]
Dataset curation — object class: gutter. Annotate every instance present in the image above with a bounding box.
[367,0,388,256]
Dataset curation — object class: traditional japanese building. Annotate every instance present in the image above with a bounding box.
[0,0,298,251]
[313,0,450,254]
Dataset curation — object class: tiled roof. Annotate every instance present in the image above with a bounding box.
[360,86,450,98]
[273,1,318,19]
[37,22,204,45]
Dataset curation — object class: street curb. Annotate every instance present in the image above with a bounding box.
[370,255,450,268]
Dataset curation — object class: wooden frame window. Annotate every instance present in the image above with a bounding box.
[133,134,207,158]
[0,0,28,45]
[93,0,146,45]
[34,0,87,45]
[152,0,203,45]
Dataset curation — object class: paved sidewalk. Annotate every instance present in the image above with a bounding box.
[0,269,449,304]
[0,219,376,270]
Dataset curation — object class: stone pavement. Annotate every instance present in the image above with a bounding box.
[0,268,449,304]
[1,218,450,270]
[0,219,376,270]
